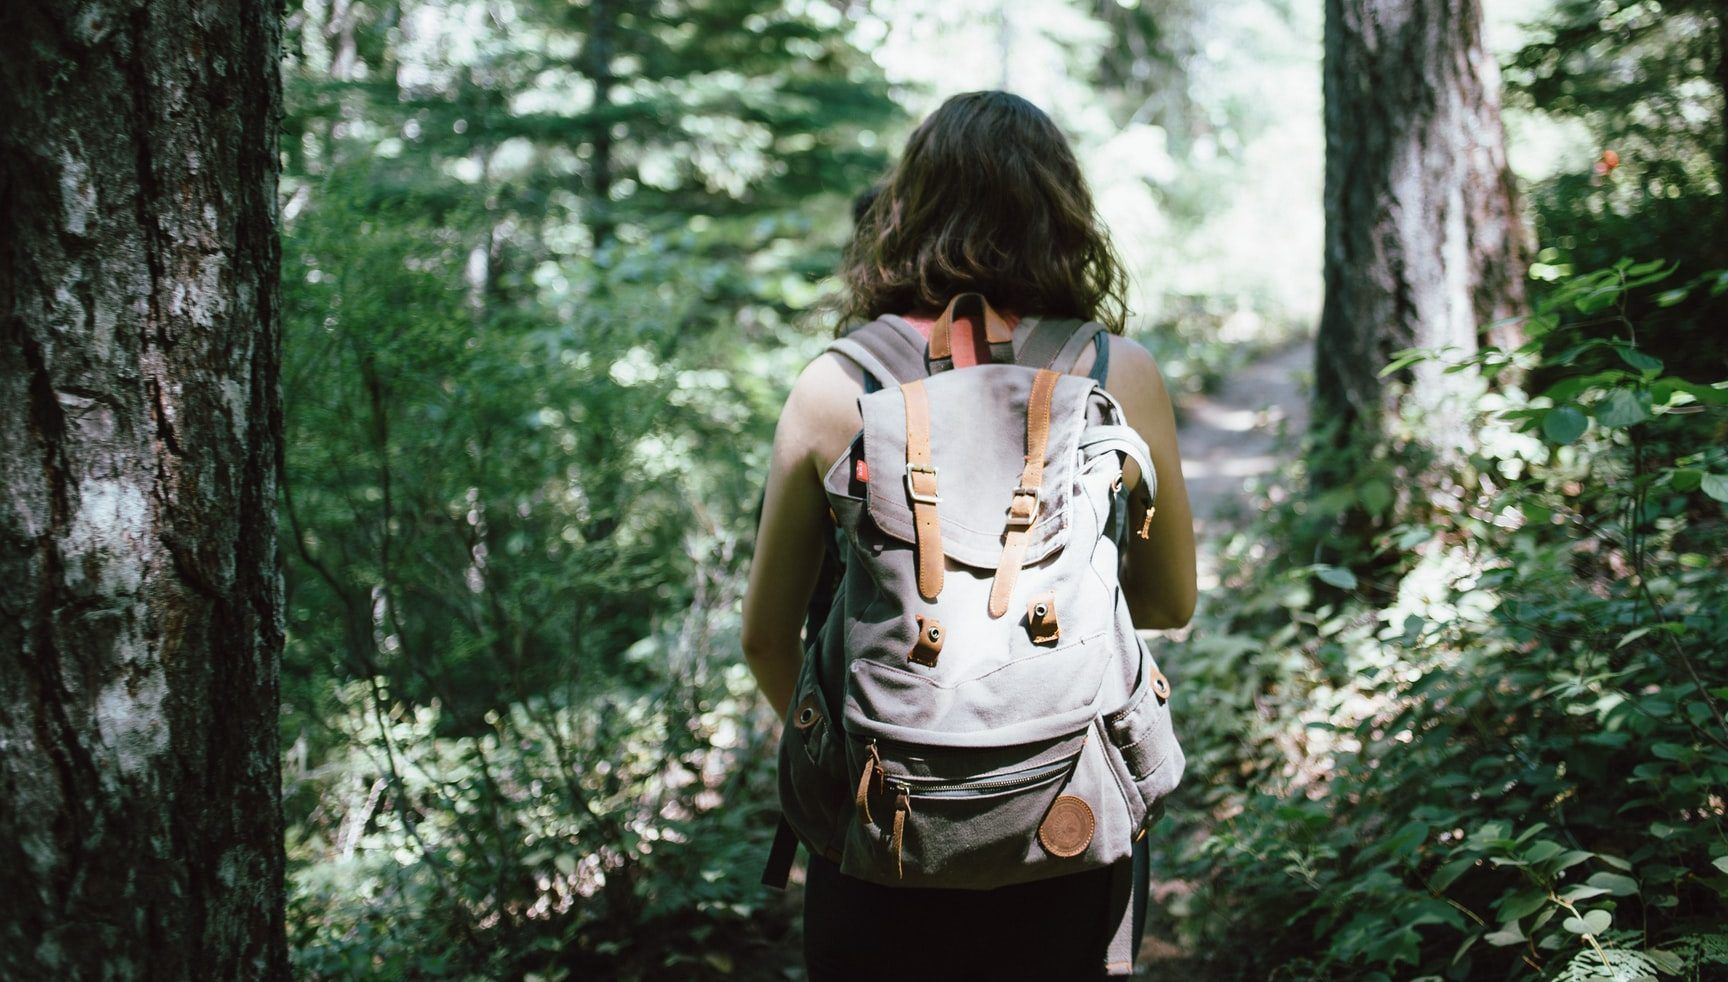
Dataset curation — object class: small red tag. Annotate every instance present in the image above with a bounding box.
[855,458,869,483]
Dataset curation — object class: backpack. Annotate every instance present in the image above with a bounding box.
[760,294,1185,977]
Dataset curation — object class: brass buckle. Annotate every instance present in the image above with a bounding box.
[1005,486,1040,530]
[905,463,941,505]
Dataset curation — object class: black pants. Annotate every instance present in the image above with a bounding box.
[802,840,1148,981]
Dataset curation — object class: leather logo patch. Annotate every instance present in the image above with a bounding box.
[1038,794,1095,858]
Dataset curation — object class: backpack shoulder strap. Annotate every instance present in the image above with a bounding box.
[826,316,930,388]
[1015,317,1108,375]
[1087,330,1110,384]
[1079,425,1155,505]
[1051,320,1109,375]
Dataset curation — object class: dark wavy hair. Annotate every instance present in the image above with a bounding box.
[838,91,1130,335]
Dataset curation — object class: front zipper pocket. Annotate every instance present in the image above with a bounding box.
[885,753,1074,798]
[843,731,1099,888]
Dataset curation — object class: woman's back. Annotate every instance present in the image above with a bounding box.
[740,90,1197,980]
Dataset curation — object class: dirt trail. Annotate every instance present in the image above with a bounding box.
[1174,337,1314,590]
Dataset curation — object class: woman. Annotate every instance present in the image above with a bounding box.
[741,91,1197,980]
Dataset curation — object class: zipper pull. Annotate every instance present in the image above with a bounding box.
[854,741,882,827]
[890,785,911,880]
[1137,503,1156,540]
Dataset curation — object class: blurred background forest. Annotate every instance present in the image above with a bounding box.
[274,0,1727,978]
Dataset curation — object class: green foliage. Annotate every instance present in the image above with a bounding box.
[1504,0,1727,379]
[285,662,782,980]
[272,0,1727,975]
[1159,262,1728,979]
[279,0,896,975]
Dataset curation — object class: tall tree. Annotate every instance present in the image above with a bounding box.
[0,1,287,977]
[1315,0,1527,484]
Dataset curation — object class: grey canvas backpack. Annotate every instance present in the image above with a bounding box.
[760,294,1185,976]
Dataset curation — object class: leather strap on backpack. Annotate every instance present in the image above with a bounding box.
[928,292,1014,371]
[902,379,944,600]
[988,368,1060,618]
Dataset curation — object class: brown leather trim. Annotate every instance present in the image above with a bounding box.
[890,788,910,879]
[1022,369,1059,490]
[910,613,945,667]
[928,292,1013,361]
[902,379,944,601]
[1151,667,1170,703]
[1038,794,1095,858]
[988,369,1060,617]
[1137,502,1156,540]
[1027,593,1059,644]
[854,744,880,827]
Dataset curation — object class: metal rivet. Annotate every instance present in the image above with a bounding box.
[1153,676,1169,698]
[1034,603,1049,619]
[798,707,816,726]
[927,626,941,642]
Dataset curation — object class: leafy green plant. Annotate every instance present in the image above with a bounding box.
[277,0,898,975]
[1156,261,1728,979]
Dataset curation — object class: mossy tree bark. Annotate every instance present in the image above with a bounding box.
[1315,0,1528,493]
[0,0,287,977]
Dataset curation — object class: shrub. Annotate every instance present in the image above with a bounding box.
[1157,261,1728,980]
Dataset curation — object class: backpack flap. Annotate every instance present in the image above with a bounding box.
[858,365,1097,570]
[820,432,869,531]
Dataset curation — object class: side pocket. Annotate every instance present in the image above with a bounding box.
[1075,449,1123,535]
[1103,646,1185,829]
[777,658,850,863]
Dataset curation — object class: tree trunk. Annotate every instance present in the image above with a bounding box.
[585,0,617,250]
[0,1,287,977]
[1315,0,1527,481]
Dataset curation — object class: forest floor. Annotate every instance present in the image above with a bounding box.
[749,337,1316,980]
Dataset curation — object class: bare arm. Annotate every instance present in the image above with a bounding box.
[740,354,863,717]
[1104,336,1198,629]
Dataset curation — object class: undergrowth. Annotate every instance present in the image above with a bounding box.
[1155,262,1728,981]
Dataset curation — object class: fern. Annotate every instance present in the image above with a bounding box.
[1670,932,1728,970]
[1551,932,1728,982]
[1551,947,1666,982]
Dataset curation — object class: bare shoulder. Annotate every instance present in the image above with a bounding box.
[1103,332,1161,380]
[1102,334,1175,427]
[778,349,867,476]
